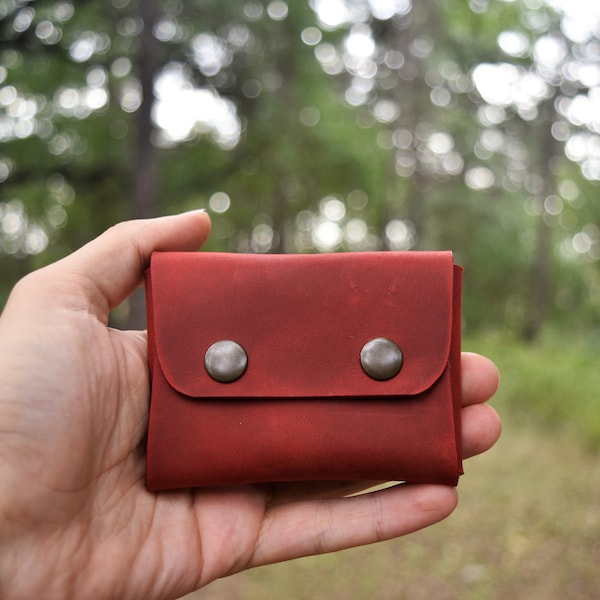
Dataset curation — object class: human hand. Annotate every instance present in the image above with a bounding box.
[0,211,501,600]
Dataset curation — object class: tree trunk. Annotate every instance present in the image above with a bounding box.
[522,105,556,343]
[133,0,160,220]
[522,212,552,343]
[125,0,161,329]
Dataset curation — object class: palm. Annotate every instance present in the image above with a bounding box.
[0,213,501,600]
[0,279,263,598]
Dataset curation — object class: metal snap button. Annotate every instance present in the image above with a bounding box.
[204,340,248,383]
[360,337,403,381]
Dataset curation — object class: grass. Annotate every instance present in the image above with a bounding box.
[469,329,600,448]
[181,332,600,599]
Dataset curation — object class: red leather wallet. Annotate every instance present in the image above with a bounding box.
[145,251,463,491]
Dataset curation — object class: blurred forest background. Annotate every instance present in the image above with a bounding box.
[1,0,600,598]
[1,0,600,339]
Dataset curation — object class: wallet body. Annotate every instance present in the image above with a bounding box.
[145,251,463,491]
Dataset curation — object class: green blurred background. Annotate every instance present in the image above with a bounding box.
[1,0,599,597]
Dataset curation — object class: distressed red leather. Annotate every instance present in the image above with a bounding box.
[145,251,463,491]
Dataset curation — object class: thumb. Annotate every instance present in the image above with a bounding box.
[6,210,211,321]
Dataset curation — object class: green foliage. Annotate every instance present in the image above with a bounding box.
[467,330,600,448]
[1,0,600,340]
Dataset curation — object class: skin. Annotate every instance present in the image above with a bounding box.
[0,211,501,600]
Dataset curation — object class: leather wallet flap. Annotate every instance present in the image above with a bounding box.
[146,251,459,399]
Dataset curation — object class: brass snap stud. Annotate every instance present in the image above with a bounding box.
[360,337,403,381]
[204,340,248,383]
